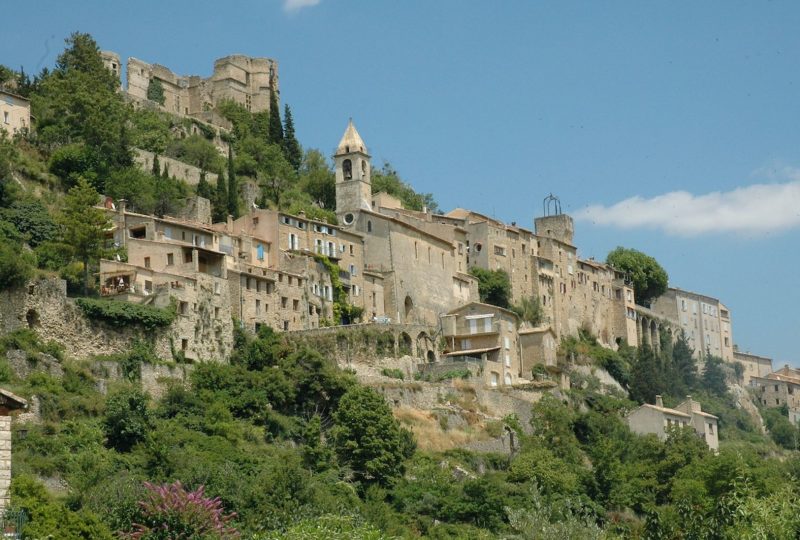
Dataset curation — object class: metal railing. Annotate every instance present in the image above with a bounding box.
[0,509,26,539]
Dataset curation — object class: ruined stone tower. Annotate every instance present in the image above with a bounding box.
[334,120,372,224]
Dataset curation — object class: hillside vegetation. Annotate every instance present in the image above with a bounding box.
[1,33,799,539]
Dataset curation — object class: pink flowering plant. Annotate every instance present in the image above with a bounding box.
[121,481,239,539]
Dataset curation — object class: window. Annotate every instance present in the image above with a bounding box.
[708,423,714,435]
[349,264,357,276]
[179,301,188,315]
[257,244,264,261]
[490,372,499,387]
[505,354,511,367]
[469,319,477,334]
[343,159,352,179]
[461,338,471,349]
[504,337,511,350]
[2,111,8,124]
[144,257,151,269]
[349,244,354,255]
[214,307,220,318]
[283,321,289,331]
[166,253,174,265]
[367,221,372,233]
[214,282,220,295]
[255,299,261,315]
[181,339,188,351]
[281,297,288,308]
[293,299,299,311]
[414,242,418,259]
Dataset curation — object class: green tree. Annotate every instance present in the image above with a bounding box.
[196,171,214,202]
[151,153,161,177]
[103,387,152,452]
[165,134,223,173]
[702,354,728,397]
[58,177,109,295]
[33,33,131,177]
[606,246,668,307]
[371,161,439,213]
[629,345,666,404]
[213,170,228,222]
[331,386,415,487]
[469,266,512,308]
[268,89,283,145]
[283,104,302,171]
[299,149,335,209]
[672,332,698,391]
[0,198,57,247]
[145,78,165,105]
[0,241,34,290]
[226,145,239,218]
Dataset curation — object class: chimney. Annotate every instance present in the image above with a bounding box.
[227,214,233,233]
[655,395,663,407]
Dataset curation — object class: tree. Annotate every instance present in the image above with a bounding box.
[469,267,512,308]
[0,241,34,290]
[268,89,283,146]
[58,178,109,296]
[606,246,668,307]
[213,170,228,222]
[371,162,439,213]
[671,332,698,391]
[102,387,152,452]
[33,33,131,176]
[145,78,165,105]
[331,386,415,487]
[196,171,214,202]
[702,354,728,397]
[226,145,239,218]
[151,154,161,177]
[299,149,335,209]
[283,104,302,171]
[629,345,666,404]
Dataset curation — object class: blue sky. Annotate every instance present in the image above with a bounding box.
[3,1,799,366]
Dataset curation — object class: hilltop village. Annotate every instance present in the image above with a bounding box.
[1,51,789,423]
[6,34,800,538]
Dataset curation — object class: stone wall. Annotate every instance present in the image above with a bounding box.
[0,416,10,511]
[133,148,218,188]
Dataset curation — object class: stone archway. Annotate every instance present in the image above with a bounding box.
[399,332,412,356]
[25,309,39,329]
[404,295,414,323]
[426,350,436,363]
[416,331,430,359]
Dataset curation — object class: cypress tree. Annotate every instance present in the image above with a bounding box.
[283,104,302,171]
[226,146,239,218]
[196,171,214,201]
[214,170,228,223]
[152,154,161,177]
[268,89,283,146]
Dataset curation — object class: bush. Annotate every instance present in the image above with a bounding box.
[76,297,175,330]
[102,387,152,452]
[381,368,405,380]
[120,481,238,539]
[0,241,34,290]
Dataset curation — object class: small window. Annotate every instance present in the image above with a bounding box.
[367,221,372,233]
[144,257,151,268]
[344,213,355,225]
[281,297,288,308]
[293,299,299,311]
[283,320,289,331]
[166,253,174,266]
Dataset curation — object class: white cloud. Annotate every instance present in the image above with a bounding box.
[575,174,800,237]
[283,0,320,12]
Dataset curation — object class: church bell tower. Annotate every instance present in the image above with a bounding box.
[334,119,372,225]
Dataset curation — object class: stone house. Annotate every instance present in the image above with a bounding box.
[0,90,30,136]
[752,366,800,410]
[627,395,719,451]
[440,302,525,387]
[518,326,558,376]
[733,350,773,387]
[651,288,734,362]
[100,203,234,361]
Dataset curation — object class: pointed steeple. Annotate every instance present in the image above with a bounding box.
[336,119,369,156]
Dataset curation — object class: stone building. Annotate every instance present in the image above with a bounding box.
[0,90,30,136]
[733,350,773,387]
[334,121,479,325]
[100,202,234,362]
[0,389,26,513]
[752,365,800,409]
[518,327,558,375]
[627,395,719,451]
[650,288,734,361]
[102,52,278,127]
[440,302,525,387]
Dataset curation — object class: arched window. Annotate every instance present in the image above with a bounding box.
[367,220,372,233]
[361,160,367,175]
[343,159,352,179]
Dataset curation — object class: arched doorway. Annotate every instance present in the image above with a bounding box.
[404,295,414,323]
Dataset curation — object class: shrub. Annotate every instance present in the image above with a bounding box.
[121,481,238,539]
[381,368,405,380]
[76,297,175,330]
[103,387,152,452]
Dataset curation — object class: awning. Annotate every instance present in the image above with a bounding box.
[443,346,500,357]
